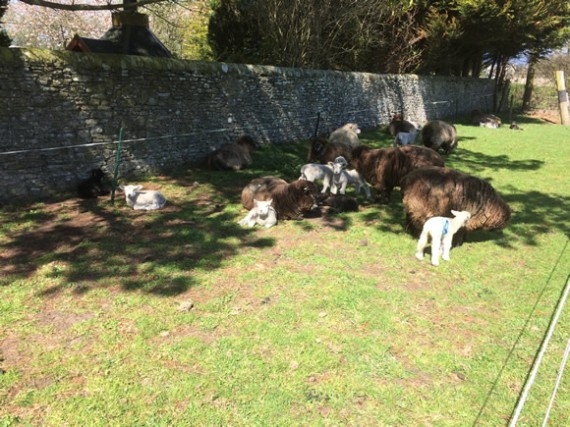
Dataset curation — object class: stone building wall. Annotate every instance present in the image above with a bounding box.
[0,48,495,203]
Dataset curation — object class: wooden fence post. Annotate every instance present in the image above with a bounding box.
[555,71,569,125]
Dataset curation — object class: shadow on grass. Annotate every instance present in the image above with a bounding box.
[447,147,544,174]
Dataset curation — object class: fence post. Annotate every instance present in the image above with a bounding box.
[555,71,569,125]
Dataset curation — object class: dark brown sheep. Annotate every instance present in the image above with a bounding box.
[77,168,109,199]
[350,145,445,203]
[207,135,256,171]
[421,120,458,154]
[241,176,319,220]
[388,114,419,136]
[306,136,354,164]
[400,167,511,243]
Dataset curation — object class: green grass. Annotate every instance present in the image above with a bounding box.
[1,115,569,426]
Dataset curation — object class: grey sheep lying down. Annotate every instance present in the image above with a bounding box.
[241,177,319,220]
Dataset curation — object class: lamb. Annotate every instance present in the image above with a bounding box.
[328,123,361,147]
[471,109,502,128]
[119,184,166,211]
[350,145,444,203]
[393,130,418,147]
[306,136,354,164]
[400,167,511,245]
[388,114,420,136]
[77,168,109,199]
[238,199,277,228]
[415,210,471,266]
[241,176,319,220]
[421,120,458,154]
[299,163,333,193]
[330,157,370,199]
[207,135,257,171]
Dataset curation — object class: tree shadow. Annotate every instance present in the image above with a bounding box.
[445,147,544,174]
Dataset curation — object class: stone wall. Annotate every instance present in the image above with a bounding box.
[0,48,495,203]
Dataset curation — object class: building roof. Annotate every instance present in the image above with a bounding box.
[66,12,172,58]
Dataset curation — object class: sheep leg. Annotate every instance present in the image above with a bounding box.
[430,235,442,266]
[321,175,331,194]
[442,234,453,261]
[415,230,429,261]
[340,180,347,195]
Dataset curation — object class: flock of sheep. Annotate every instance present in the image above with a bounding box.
[77,111,511,266]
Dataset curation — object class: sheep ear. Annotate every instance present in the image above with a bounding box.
[267,198,273,204]
[328,162,333,167]
[451,210,459,216]
[119,185,124,190]
[134,185,143,191]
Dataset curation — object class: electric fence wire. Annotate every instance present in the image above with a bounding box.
[509,272,570,426]
[542,339,570,427]
[472,239,569,425]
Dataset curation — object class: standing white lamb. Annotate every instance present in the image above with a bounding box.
[330,156,371,199]
[415,210,471,266]
[119,184,166,211]
[299,163,333,193]
[238,199,277,228]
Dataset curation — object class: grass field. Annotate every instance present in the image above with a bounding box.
[1,115,569,426]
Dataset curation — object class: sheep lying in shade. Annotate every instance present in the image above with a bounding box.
[350,145,444,203]
[241,176,319,220]
[416,210,471,266]
[328,123,361,147]
[238,199,277,228]
[77,168,109,199]
[119,184,166,211]
[207,135,256,171]
[299,163,333,194]
[400,167,511,245]
[306,136,354,164]
[471,109,502,128]
[421,120,458,154]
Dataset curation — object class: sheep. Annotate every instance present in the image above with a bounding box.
[207,135,257,171]
[350,145,445,203]
[471,109,502,128]
[510,121,523,131]
[238,199,277,228]
[77,168,109,199]
[393,130,418,147]
[329,157,370,199]
[299,163,333,193]
[415,210,472,266]
[320,194,359,213]
[421,120,458,154]
[328,123,361,147]
[119,184,166,211]
[306,135,354,164]
[241,176,319,220]
[400,166,511,245]
[388,114,420,136]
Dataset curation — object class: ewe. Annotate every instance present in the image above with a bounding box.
[415,210,471,266]
[119,185,166,211]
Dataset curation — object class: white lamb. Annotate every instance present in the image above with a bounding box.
[238,199,277,228]
[119,184,166,211]
[330,157,370,199]
[393,130,418,147]
[299,163,333,193]
[415,210,471,266]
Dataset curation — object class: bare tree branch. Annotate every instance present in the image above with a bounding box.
[16,0,171,12]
